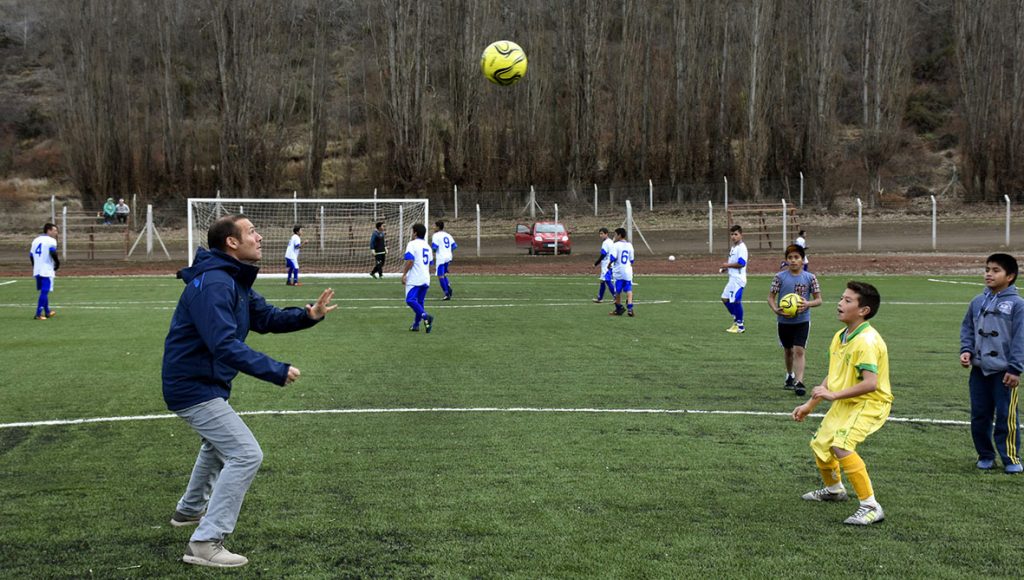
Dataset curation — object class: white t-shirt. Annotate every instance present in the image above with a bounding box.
[794,236,809,265]
[600,238,614,271]
[30,234,57,278]
[610,240,635,281]
[431,231,456,265]
[404,238,433,286]
[727,242,748,286]
[285,234,301,262]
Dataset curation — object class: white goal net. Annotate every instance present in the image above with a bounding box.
[187,197,429,277]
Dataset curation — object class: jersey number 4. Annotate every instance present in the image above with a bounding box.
[34,243,43,256]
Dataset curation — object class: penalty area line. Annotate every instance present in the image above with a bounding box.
[0,280,16,286]
[0,406,973,430]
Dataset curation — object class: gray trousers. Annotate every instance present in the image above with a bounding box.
[174,397,263,542]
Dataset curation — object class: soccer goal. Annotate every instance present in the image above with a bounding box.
[187,197,429,278]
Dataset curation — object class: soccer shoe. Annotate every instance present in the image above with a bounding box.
[409,325,419,332]
[784,376,796,390]
[1006,463,1023,474]
[170,510,205,527]
[801,487,849,502]
[609,309,624,316]
[293,282,303,286]
[183,540,248,568]
[976,458,995,470]
[423,314,434,334]
[627,309,635,317]
[442,294,451,301]
[33,314,47,320]
[592,298,603,303]
[725,324,745,334]
[793,382,807,397]
[843,504,885,526]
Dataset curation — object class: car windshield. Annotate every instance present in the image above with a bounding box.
[535,224,565,233]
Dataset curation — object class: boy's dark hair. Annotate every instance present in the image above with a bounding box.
[293,225,302,234]
[730,224,743,233]
[208,214,246,251]
[986,253,1018,285]
[43,223,57,234]
[785,244,805,259]
[435,220,445,230]
[412,223,426,239]
[614,227,627,238]
[375,221,384,230]
[798,229,805,237]
[598,227,609,235]
[847,280,881,320]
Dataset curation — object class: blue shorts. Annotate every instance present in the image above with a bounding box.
[35,275,52,293]
[436,262,450,277]
[615,279,633,294]
[285,258,298,271]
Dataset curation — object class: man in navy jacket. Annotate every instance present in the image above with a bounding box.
[163,214,336,568]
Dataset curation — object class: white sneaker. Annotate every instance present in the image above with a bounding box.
[183,540,248,568]
[801,487,849,502]
[843,504,885,525]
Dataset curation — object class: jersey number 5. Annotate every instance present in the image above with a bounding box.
[421,248,430,265]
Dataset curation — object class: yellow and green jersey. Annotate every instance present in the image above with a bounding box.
[826,322,892,404]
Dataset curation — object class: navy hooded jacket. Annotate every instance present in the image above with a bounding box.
[162,247,320,411]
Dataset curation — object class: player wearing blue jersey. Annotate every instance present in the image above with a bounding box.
[720,225,748,333]
[769,245,823,396]
[592,227,616,303]
[29,223,60,320]
[431,221,457,301]
[402,223,434,333]
[285,225,302,286]
[608,227,635,317]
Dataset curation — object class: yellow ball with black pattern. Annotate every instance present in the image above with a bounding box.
[481,41,528,86]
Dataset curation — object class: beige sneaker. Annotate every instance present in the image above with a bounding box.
[182,540,248,568]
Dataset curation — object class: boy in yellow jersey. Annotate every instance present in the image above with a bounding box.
[792,281,891,525]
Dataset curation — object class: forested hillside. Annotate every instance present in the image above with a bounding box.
[0,0,1021,208]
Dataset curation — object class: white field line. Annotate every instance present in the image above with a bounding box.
[0,280,17,286]
[0,406,978,430]
[0,299,673,311]
[927,278,984,286]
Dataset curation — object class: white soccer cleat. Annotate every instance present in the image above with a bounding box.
[801,487,849,502]
[843,504,885,525]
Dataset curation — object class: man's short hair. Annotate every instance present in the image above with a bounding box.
[987,253,1019,285]
[598,227,609,235]
[412,223,426,239]
[375,221,384,230]
[208,214,246,251]
[614,227,627,238]
[435,220,445,230]
[785,244,805,259]
[293,225,302,234]
[43,223,57,234]
[730,225,743,233]
[847,280,881,320]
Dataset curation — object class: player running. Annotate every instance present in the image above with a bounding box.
[431,221,457,300]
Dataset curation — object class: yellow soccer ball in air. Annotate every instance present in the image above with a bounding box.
[481,40,528,86]
[779,293,803,318]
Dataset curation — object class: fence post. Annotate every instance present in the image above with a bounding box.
[476,204,481,257]
[594,183,598,216]
[61,206,67,260]
[319,206,325,252]
[708,200,713,254]
[648,179,653,211]
[146,204,154,256]
[373,188,378,222]
[293,191,298,224]
[782,198,788,244]
[1005,195,1012,247]
[626,200,633,242]
[530,186,536,220]
[857,197,863,251]
[554,203,559,256]
[799,172,804,209]
[132,193,137,228]
[50,195,55,223]
[931,195,937,250]
[454,184,459,221]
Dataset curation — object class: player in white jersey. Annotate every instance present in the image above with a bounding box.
[402,223,435,333]
[720,224,748,333]
[608,227,636,317]
[285,225,302,286]
[431,221,457,300]
[794,229,809,271]
[592,227,616,303]
[29,223,60,320]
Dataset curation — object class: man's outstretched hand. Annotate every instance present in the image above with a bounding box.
[306,288,337,320]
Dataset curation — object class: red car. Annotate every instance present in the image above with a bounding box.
[515,222,572,255]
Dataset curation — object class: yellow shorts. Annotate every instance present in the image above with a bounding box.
[810,398,891,463]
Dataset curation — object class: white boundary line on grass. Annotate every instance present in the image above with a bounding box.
[0,406,973,430]
[927,278,984,286]
[0,280,16,286]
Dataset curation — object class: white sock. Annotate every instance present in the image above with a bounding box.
[860,495,880,508]
[826,483,845,494]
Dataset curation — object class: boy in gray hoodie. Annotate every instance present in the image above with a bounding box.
[960,253,1024,473]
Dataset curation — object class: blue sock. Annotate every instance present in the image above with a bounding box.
[724,301,736,320]
[597,282,606,300]
[441,278,451,295]
[627,302,633,311]
[735,302,744,326]
[37,293,46,316]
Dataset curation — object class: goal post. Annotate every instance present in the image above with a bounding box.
[187,197,429,278]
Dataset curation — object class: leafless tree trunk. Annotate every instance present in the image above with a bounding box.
[955,0,1001,201]
[303,0,331,194]
[740,0,779,200]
